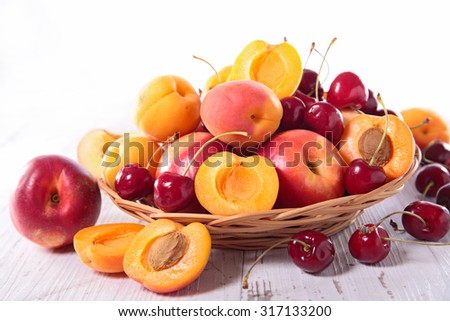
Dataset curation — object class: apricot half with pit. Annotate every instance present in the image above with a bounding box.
[123,219,211,294]
[194,151,279,216]
[229,39,302,99]
[339,114,415,181]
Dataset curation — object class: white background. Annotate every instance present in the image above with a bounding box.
[1,0,450,313]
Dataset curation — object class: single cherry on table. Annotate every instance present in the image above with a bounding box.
[414,163,450,197]
[348,223,391,264]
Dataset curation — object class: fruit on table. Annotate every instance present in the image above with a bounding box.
[287,230,335,273]
[326,71,368,110]
[200,80,283,148]
[403,200,450,242]
[229,39,302,99]
[348,224,391,264]
[436,183,450,210]
[134,75,201,142]
[194,151,279,215]
[414,163,450,197]
[401,107,450,150]
[77,128,121,179]
[123,219,211,294]
[339,114,415,181]
[303,101,345,145]
[73,223,144,273]
[10,155,101,248]
[101,133,160,190]
[156,131,226,180]
[422,140,450,166]
[256,129,346,208]
[115,163,155,201]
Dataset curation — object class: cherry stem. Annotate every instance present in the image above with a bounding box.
[315,37,336,101]
[409,117,431,130]
[304,42,315,68]
[421,181,434,199]
[381,237,450,246]
[146,133,179,170]
[376,210,427,228]
[369,93,389,166]
[181,131,249,177]
[193,55,221,84]
[242,236,311,289]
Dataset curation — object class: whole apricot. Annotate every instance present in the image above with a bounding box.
[134,75,201,142]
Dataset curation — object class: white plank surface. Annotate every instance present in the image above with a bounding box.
[1,0,450,303]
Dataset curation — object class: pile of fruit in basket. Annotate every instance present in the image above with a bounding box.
[9,38,450,294]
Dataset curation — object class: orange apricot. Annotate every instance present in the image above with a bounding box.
[101,133,161,190]
[194,151,279,216]
[73,223,145,273]
[123,219,211,294]
[401,107,450,150]
[77,129,121,179]
[339,114,415,181]
[134,75,201,142]
[229,39,302,99]
[203,65,232,96]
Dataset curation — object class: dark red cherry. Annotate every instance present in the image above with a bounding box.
[114,163,154,201]
[373,107,402,119]
[360,89,378,114]
[403,200,450,242]
[303,101,344,145]
[278,96,306,131]
[348,224,391,264]
[414,163,450,197]
[293,89,317,109]
[287,230,335,273]
[436,182,450,210]
[344,159,387,195]
[297,68,324,100]
[422,140,450,166]
[153,172,196,212]
[326,71,368,110]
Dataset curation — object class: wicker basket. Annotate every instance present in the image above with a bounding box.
[99,147,421,250]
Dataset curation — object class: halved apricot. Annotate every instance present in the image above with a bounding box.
[229,39,302,99]
[123,219,211,294]
[194,151,279,215]
[73,223,145,273]
[339,114,415,181]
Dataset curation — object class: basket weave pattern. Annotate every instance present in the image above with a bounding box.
[99,148,421,250]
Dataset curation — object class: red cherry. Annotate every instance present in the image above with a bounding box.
[348,224,391,264]
[360,89,378,114]
[303,101,344,145]
[414,163,450,197]
[344,159,387,194]
[297,68,324,100]
[153,172,196,212]
[287,230,335,273]
[403,200,450,242]
[422,140,450,166]
[293,89,317,109]
[326,71,368,110]
[436,182,450,210]
[278,96,306,131]
[114,163,154,201]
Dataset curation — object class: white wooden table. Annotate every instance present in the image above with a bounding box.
[1,0,449,304]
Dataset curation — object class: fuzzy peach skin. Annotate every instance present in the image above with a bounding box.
[134,75,201,142]
[200,80,283,148]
